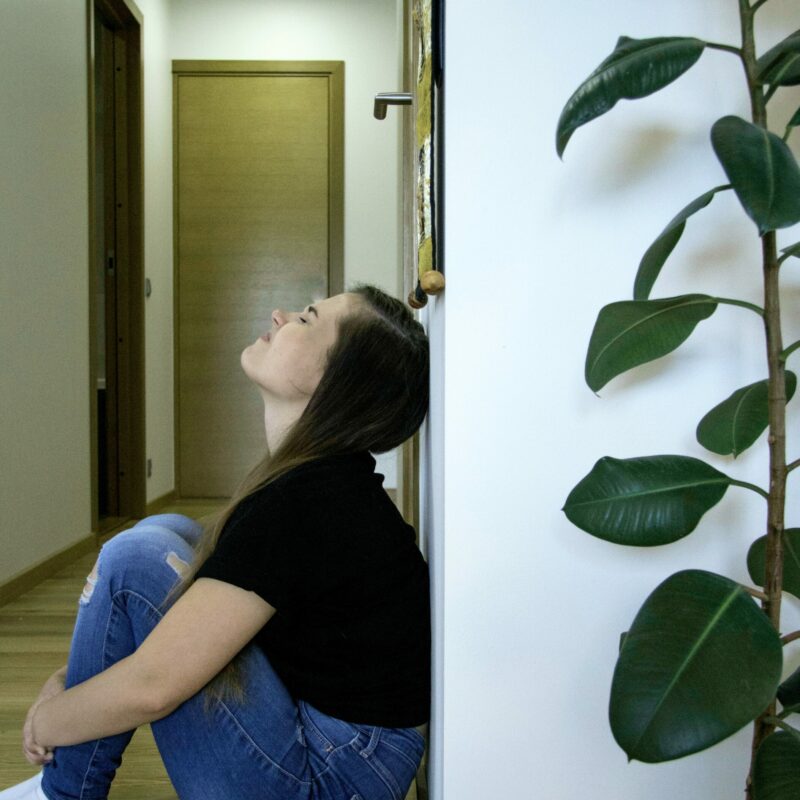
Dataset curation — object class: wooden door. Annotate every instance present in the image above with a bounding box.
[173,61,344,498]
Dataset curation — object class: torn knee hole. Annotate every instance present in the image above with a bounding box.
[166,551,190,577]
[80,560,99,604]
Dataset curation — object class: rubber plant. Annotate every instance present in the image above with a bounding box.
[556,3,800,799]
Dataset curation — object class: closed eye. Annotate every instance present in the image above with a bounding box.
[299,317,308,324]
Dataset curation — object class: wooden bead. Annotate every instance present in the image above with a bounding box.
[420,270,445,295]
[408,288,427,308]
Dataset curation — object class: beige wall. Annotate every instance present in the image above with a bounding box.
[0,2,92,584]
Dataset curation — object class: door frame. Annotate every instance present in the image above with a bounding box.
[86,0,146,534]
[171,60,345,499]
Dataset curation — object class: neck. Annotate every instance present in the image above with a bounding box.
[259,391,308,454]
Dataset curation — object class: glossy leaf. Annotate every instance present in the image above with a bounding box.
[634,185,730,300]
[711,116,800,234]
[753,732,800,800]
[777,664,800,708]
[747,528,800,600]
[610,570,783,763]
[790,107,800,128]
[563,455,730,546]
[585,295,717,392]
[757,30,800,87]
[556,36,705,157]
[696,372,797,457]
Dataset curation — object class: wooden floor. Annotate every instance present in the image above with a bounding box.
[0,501,222,799]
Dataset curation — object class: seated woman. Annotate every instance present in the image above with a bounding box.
[2,283,431,800]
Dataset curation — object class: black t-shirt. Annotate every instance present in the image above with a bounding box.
[194,450,431,728]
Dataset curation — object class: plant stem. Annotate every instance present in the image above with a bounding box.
[750,0,771,11]
[780,340,800,362]
[759,215,786,643]
[739,2,788,798]
[787,457,800,473]
[763,717,800,743]
[782,630,800,645]
[778,248,800,266]
[729,478,770,500]
[706,41,744,57]
[743,584,769,600]
[712,297,765,316]
[779,703,800,718]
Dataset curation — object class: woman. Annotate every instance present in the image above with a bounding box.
[2,284,431,800]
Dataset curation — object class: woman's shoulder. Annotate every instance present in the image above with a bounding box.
[275,451,378,485]
[230,450,382,518]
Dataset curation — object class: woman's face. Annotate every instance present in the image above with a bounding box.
[241,292,362,401]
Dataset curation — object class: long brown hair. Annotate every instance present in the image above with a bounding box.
[160,283,429,711]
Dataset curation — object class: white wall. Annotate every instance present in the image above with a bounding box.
[0,2,91,583]
[143,0,403,499]
[429,1,800,797]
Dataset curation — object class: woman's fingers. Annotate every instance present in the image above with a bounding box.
[23,743,51,766]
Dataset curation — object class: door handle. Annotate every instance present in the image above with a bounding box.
[374,92,413,120]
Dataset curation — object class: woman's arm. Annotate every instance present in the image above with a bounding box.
[30,578,275,749]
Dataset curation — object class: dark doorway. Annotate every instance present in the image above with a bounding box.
[88,0,145,534]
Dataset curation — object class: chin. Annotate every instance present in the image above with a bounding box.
[240,346,256,378]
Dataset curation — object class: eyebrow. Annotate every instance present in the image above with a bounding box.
[306,305,319,319]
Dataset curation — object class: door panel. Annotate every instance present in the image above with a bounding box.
[175,64,343,497]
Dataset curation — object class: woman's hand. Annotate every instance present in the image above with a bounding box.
[22,666,67,765]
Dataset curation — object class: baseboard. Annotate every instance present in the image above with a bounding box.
[146,489,176,516]
[0,534,98,608]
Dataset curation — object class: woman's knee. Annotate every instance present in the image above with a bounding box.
[96,526,193,584]
[133,513,204,545]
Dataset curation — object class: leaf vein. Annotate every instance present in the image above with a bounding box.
[631,586,742,753]
[568,477,726,508]
[589,298,714,381]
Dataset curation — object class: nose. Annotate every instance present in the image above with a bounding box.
[272,309,286,328]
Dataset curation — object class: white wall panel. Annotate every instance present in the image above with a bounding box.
[433,1,800,797]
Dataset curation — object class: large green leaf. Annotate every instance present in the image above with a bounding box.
[696,372,797,457]
[753,732,800,800]
[556,36,706,157]
[610,569,783,763]
[585,295,717,392]
[747,528,800,600]
[563,455,730,545]
[633,185,730,300]
[777,664,800,708]
[711,116,800,234]
[789,107,800,128]
[757,30,800,87]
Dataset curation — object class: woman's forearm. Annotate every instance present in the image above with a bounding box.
[31,655,173,748]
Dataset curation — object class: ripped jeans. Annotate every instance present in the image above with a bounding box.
[40,514,425,800]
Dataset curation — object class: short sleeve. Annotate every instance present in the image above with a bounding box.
[194,489,301,610]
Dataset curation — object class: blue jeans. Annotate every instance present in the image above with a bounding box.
[40,514,426,800]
